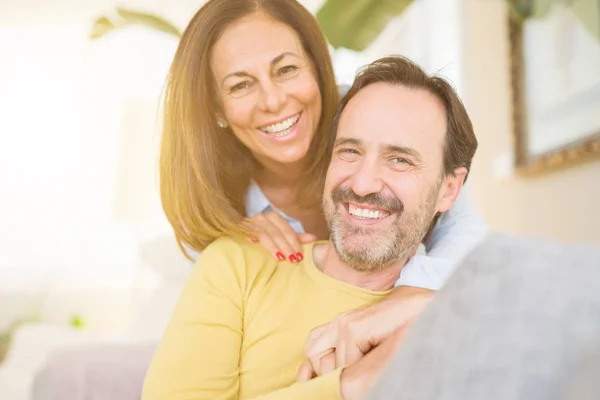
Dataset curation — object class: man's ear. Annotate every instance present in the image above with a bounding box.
[436,167,467,213]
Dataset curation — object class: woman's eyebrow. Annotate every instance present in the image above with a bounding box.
[220,52,302,86]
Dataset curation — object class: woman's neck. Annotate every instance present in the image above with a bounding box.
[253,158,306,191]
[252,157,328,240]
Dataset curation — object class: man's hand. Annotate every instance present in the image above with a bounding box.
[297,286,433,380]
[339,326,408,400]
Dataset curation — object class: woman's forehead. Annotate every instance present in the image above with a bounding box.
[211,14,305,74]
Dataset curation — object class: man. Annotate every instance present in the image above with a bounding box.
[142,56,478,400]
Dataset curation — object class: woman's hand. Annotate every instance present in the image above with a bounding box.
[244,211,317,263]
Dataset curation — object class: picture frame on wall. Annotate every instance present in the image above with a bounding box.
[508,1,600,174]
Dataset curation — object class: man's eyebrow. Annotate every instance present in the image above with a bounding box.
[220,52,302,86]
[384,145,422,162]
[334,137,363,148]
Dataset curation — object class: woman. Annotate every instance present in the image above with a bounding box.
[147,0,486,397]
[160,0,485,289]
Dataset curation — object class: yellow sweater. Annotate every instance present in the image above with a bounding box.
[142,237,391,400]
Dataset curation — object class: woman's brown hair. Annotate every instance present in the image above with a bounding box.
[160,0,339,258]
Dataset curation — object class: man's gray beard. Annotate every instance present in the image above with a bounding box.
[324,184,441,273]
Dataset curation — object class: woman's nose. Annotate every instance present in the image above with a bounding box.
[258,80,286,113]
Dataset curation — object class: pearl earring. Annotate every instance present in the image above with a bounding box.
[217,120,226,128]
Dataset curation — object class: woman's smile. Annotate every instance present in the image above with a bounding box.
[258,112,301,142]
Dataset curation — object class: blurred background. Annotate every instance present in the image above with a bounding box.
[0,0,598,398]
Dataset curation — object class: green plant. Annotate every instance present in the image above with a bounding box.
[0,313,86,365]
[0,317,39,364]
[315,0,414,50]
[89,1,414,50]
[90,7,181,40]
[0,279,87,365]
[509,0,599,40]
[90,1,598,49]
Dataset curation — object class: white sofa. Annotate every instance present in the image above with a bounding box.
[0,235,192,400]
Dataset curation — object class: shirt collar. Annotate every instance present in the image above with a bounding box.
[246,181,274,217]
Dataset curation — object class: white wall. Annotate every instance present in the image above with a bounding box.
[372,0,600,245]
[0,1,188,331]
[0,0,327,334]
[462,0,600,244]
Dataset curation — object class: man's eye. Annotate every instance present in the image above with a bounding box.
[390,157,413,170]
[278,65,299,76]
[336,148,360,161]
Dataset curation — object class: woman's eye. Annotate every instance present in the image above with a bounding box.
[278,65,298,76]
[393,158,407,164]
[230,81,251,93]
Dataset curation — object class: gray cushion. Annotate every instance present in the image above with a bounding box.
[368,233,600,400]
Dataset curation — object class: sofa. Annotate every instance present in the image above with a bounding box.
[368,233,600,400]
[29,233,600,399]
[0,235,191,400]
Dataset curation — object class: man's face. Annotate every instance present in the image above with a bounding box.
[323,82,453,271]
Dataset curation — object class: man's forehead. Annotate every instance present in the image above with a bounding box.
[337,83,447,153]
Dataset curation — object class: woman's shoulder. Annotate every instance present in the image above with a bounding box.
[204,236,269,259]
[199,236,278,281]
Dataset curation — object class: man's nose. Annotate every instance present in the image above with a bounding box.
[349,159,384,198]
[258,80,286,114]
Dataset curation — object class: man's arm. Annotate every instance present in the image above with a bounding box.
[298,286,432,380]
[398,183,488,290]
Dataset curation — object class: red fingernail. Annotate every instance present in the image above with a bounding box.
[289,254,297,263]
[296,252,303,261]
[250,237,258,243]
[276,252,285,261]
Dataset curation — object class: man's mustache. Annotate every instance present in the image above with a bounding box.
[330,186,404,214]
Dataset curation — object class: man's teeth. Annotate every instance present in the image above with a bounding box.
[348,205,390,219]
[261,114,300,136]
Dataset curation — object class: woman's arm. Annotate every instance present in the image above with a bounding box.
[397,183,488,290]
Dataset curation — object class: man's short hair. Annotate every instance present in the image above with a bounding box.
[332,56,478,180]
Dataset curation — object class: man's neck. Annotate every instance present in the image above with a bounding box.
[312,242,412,291]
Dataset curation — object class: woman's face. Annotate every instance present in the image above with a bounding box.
[210,13,322,168]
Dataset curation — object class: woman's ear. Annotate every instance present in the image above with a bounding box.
[436,167,467,213]
[216,115,229,128]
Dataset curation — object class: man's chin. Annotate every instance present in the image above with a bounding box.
[333,236,382,262]
[333,232,372,249]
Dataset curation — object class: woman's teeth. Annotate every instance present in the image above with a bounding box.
[260,114,300,137]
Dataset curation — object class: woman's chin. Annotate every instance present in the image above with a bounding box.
[259,144,310,167]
